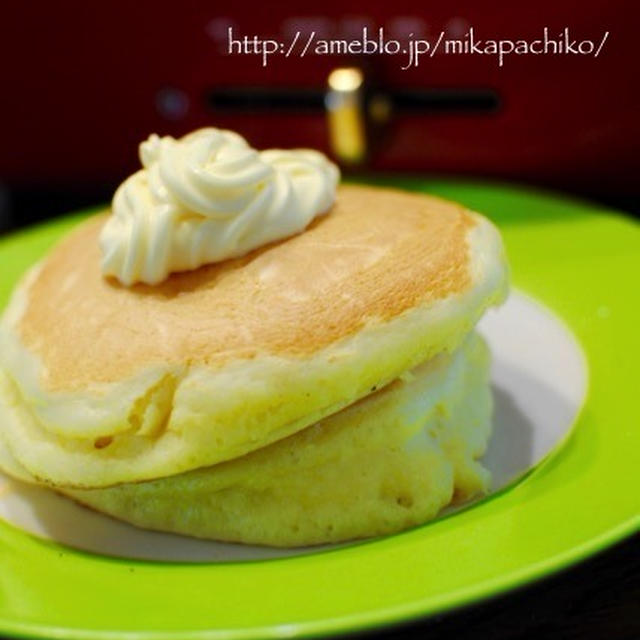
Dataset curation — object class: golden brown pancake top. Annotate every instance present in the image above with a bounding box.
[17,184,474,391]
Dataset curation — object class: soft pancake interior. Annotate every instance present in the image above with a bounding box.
[48,333,491,547]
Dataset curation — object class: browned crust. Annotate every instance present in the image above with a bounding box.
[17,184,474,390]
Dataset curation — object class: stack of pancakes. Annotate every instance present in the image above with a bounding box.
[0,184,508,546]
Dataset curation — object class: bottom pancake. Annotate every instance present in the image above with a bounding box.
[0,332,493,547]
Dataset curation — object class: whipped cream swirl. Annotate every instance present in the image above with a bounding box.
[100,128,340,285]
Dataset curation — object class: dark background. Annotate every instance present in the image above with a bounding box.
[368,536,639,640]
[0,2,638,639]
[1,1,639,231]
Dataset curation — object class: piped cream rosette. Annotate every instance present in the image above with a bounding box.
[100,129,340,285]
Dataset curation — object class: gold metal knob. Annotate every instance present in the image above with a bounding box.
[326,67,367,165]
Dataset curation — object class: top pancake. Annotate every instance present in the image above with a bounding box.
[0,184,508,487]
[18,184,474,391]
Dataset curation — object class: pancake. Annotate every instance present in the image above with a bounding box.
[0,184,508,488]
[2,333,492,547]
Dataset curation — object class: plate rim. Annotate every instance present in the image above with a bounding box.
[0,179,638,640]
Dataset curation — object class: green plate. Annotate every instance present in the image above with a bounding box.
[0,179,638,639]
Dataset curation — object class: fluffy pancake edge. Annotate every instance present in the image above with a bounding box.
[1,333,493,546]
[0,198,508,487]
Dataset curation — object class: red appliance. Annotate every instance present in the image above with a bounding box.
[1,2,637,201]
